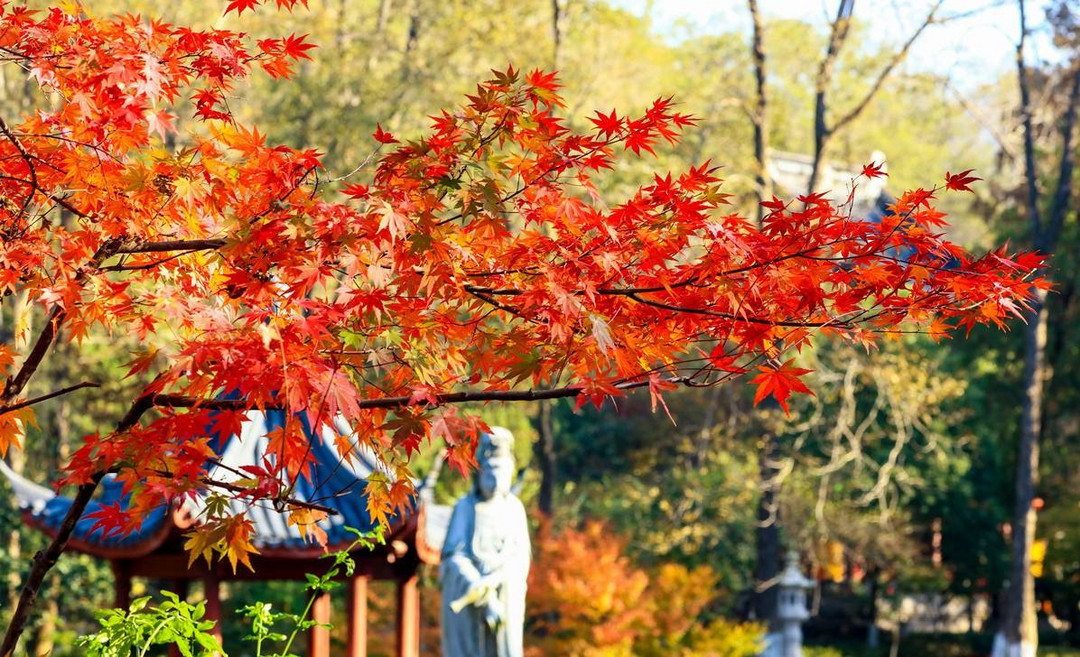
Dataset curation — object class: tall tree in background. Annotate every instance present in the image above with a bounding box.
[748,0,769,221]
[807,0,942,194]
[996,3,1080,655]
[744,0,783,635]
[534,0,572,518]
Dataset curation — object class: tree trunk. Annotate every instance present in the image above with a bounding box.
[808,0,853,196]
[998,291,1047,657]
[552,0,569,71]
[995,4,1080,653]
[534,400,556,515]
[747,0,770,225]
[752,432,782,630]
[867,566,881,648]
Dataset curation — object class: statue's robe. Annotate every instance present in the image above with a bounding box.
[440,490,530,657]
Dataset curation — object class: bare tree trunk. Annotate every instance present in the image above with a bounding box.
[748,0,770,224]
[806,0,940,195]
[535,400,556,515]
[996,5,1080,654]
[752,433,782,630]
[552,0,569,71]
[1000,293,1046,657]
[376,0,392,35]
[808,0,854,195]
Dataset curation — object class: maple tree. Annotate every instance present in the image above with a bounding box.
[0,0,1048,653]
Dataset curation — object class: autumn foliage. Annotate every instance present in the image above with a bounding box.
[0,0,1047,576]
[526,521,762,657]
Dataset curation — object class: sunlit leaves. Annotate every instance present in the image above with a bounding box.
[0,0,1046,572]
[183,515,259,573]
[0,407,36,457]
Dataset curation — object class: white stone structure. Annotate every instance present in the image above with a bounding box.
[761,551,815,657]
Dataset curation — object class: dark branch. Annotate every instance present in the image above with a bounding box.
[0,114,39,215]
[117,238,227,255]
[0,381,100,415]
[0,392,155,657]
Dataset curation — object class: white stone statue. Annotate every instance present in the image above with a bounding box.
[440,427,530,657]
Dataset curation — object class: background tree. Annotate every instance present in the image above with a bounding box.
[996,3,1080,655]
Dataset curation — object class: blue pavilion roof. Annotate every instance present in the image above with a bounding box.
[2,411,414,557]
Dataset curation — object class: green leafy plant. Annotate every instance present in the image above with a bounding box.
[77,592,222,657]
[77,527,383,657]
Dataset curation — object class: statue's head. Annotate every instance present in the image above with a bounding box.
[475,426,515,500]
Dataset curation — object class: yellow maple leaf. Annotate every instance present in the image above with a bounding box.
[287,507,328,547]
[0,407,37,457]
[223,516,260,573]
[183,523,226,569]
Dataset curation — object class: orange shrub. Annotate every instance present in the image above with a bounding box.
[526,521,762,657]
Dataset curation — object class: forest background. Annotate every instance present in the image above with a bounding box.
[1,0,1078,656]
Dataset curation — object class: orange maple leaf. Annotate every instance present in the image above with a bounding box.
[750,359,814,415]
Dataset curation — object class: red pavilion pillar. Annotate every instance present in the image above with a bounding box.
[346,576,368,657]
[308,590,332,657]
[111,560,132,609]
[395,575,420,657]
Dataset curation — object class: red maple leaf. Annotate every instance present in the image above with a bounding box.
[526,68,561,93]
[281,33,316,60]
[944,169,982,193]
[589,109,623,139]
[373,123,399,144]
[861,161,887,179]
[224,0,261,15]
[750,359,814,415]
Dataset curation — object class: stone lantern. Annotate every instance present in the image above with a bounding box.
[773,550,815,657]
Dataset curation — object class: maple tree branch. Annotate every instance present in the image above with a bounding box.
[2,240,122,404]
[0,381,100,415]
[624,292,839,328]
[0,113,39,216]
[100,249,207,272]
[0,393,155,657]
[116,238,228,255]
[147,380,685,415]
[205,477,338,515]
[465,288,533,318]
[146,468,340,517]
[0,476,102,657]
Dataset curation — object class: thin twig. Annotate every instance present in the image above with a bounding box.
[0,381,100,414]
